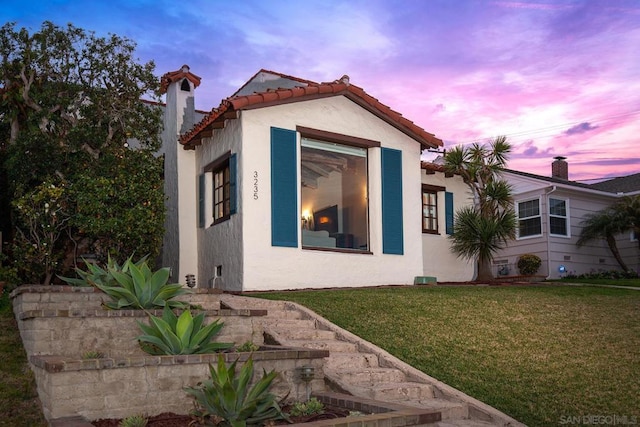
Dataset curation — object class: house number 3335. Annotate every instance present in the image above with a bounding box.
[253,171,259,200]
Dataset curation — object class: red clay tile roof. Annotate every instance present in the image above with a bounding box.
[160,65,201,94]
[180,73,443,150]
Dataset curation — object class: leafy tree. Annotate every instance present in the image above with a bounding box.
[577,195,640,271]
[443,136,516,281]
[0,21,164,284]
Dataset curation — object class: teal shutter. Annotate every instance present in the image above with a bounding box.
[270,127,298,247]
[445,191,454,235]
[229,153,237,215]
[381,148,404,255]
[198,173,205,228]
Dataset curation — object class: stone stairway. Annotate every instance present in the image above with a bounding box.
[219,294,524,427]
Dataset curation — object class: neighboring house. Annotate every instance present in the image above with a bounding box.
[420,162,475,281]
[160,66,454,291]
[494,157,640,279]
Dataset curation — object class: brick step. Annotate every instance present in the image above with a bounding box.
[258,318,317,329]
[324,352,380,370]
[280,339,358,352]
[262,309,304,320]
[330,367,406,384]
[347,381,436,402]
[400,399,470,421]
[431,419,498,427]
[272,327,336,340]
[219,295,287,310]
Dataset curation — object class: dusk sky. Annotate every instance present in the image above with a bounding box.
[3,0,639,181]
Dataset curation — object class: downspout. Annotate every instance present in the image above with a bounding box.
[544,185,557,279]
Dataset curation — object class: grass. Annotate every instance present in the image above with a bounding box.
[554,278,640,287]
[251,285,640,427]
[0,291,47,427]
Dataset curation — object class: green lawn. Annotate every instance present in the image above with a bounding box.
[0,292,47,427]
[554,278,640,287]
[251,285,640,427]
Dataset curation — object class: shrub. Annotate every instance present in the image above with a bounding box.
[137,306,233,355]
[81,350,105,359]
[118,414,148,427]
[289,398,325,417]
[236,341,260,353]
[185,354,288,427]
[63,256,191,310]
[517,254,542,275]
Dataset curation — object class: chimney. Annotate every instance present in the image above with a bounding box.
[552,156,568,180]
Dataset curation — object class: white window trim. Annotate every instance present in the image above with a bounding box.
[548,197,571,238]
[516,196,543,240]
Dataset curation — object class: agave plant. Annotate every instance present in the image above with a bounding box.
[60,254,148,287]
[137,306,233,355]
[185,354,288,427]
[65,256,191,310]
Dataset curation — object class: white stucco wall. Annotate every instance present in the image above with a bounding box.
[421,170,476,282]
[196,119,244,291]
[236,96,425,291]
[161,80,198,284]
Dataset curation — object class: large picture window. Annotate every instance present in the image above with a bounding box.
[549,198,569,236]
[300,137,369,251]
[517,198,542,238]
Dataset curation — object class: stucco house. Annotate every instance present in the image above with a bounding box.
[159,66,474,291]
[493,157,640,279]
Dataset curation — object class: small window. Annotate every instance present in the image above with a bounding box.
[422,188,438,233]
[517,198,542,238]
[549,198,569,236]
[204,152,236,225]
[213,161,230,223]
[632,231,638,242]
[180,78,190,91]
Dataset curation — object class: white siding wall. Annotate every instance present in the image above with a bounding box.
[421,171,475,281]
[237,97,424,291]
[495,177,626,278]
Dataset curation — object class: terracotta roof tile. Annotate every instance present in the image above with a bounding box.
[160,65,201,94]
[181,73,443,149]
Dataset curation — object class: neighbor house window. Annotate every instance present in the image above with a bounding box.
[422,184,444,234]
[549,198,569,236]
[517,198,542,238]
[299,131,373,251]
[203,151,236,225]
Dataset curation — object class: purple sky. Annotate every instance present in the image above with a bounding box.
[3,0,639,181]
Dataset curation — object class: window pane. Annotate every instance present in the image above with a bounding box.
[550,216,567,235]
[549,198,566,216]
[519,217,541,237]
[301,138,368,250]
[518,199,539,218]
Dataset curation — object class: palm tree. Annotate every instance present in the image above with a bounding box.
[449,206,517,280]
[444,136,516,281]
[577,195,640,270]
[577,210,629,271]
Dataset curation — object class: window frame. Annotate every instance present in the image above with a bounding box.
[548,197,570,238]
[297,126,378,254]
[204,151,232,226]
[516,197,542,239]
[421,184,445,234]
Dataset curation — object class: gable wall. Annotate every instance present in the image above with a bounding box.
[421,171,476,281]
[238,96,424,290]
